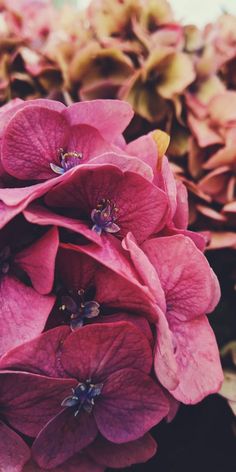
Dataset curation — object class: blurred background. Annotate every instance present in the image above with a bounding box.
[54,0,236,25]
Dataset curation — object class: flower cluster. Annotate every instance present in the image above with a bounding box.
[0,0,235,247]
[57,0,236,249]
[0,97,223,470]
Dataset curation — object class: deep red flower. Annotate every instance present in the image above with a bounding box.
[0,322,169,468]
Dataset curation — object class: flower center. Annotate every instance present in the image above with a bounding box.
[59,288,100,330]
[0,246,11,278]
[91,198,120,235]
[61,380,103,415]
[50,148,83,175]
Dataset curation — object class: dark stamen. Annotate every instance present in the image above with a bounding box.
[59,288,100,330]
[50,148,83,175]
[61,380,103,415]
[91,198,120,235]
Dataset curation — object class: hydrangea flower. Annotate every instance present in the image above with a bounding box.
[0,322,169,469]
[123,233,223,403]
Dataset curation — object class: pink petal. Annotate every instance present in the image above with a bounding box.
[24,455,104,472]
[0,170,71,229]
[142,235,221,320]
[67,124,114,162]
[0,276,55,356]
[32,409,98,469]
[45,164,168,244]
[23,204,103,246]
[155,156,177,221]
[196,204,227,222]
[0,98,64,149]
[208,91,236,125]
[98,313,153,346]
[15,227,59,295]
[187,113,223,147]
[153,312,179,391]
[61,322,153,381]
[169,316,224,403]
[173,180,189,229]
[91,151,153,181]
[0,422,30,472]
[63,100,133,141]
[94,368,169,442]
[122,232,166,313]
[0,326,71,377]
[0,372,76,437]
[125,134,158,170]
[59,241,158,322]
[2,105,69,180]
[86,433,157,468]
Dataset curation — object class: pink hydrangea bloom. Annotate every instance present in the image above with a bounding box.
[123,233,223,403]
[0,322,169,469]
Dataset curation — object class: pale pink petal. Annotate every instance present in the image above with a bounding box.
[142,235,221,320]
[63,100,133,141]
[170,316,224,404]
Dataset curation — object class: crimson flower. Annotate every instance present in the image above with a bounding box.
[0,322,169,468]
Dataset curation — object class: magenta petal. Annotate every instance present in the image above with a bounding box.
[94,368,169,443]
[67,124,114,162]
[0,172,70,229]
[142,235,221,320]
[153,312,179,391]
[0,326,71,377]
[45,164,168,244]
[173,180,189,229]
[86,433,157,468]
[122,232,166,313]
[32,409,98,469]
[0,372,75,437]
[90,152,153,181]
[15,227,59,294]
[0,276,55,356]
[125,134,158,170]
[0,422,30,472]
[98,313,153,346]
[169,316,224,404]
[63,100,133,141]
[23,205,103,246]
[2,106,69,180]
[59,243,157,322]
[61,322,152,381]
[24,454,104,472]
